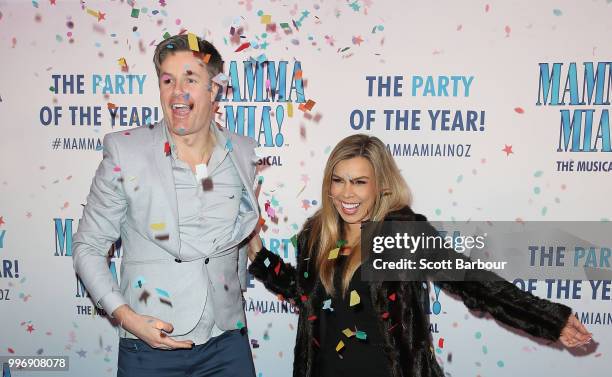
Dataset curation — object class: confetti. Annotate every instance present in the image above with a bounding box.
[187,33,199,51]
[150,223,166,231]
[514,107,525,114]
[355,330,367,340]
[327,247,340,260]
[263,257,271,267]
[322,299,333,311]
[342,328,354,337]
[349,290,360,306]
[131,8,140,18]
[335,340,345,352]
[298,99,316,112]
[155,288,170,298]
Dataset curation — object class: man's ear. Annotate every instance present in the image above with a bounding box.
[209,82,220,102]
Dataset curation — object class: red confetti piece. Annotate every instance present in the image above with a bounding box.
[8,348,15,353]
[274,261,281,275]
[307,315,318,321]
[164,142,171,156]
[438,338,444,348]
[300,295,308,302]
[113,166,121,172]
[388,292,396,301]
[381,312,390,320]
[514,107,524,114]
[235,42,251,52]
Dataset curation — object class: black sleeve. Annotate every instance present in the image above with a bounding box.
[416,215,572,341]
[248,245,301,303]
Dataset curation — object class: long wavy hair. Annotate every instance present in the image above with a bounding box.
[307,134,412,296]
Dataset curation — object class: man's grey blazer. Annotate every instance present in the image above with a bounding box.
[72,120,259,336]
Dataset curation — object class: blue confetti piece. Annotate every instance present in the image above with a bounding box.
[155,288,170,298]
[133,276,146,288]
[225,138,233,152]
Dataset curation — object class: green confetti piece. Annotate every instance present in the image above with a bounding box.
[436,347,442,354]
[435,209,442,216]
[163,32,171,40]
[279,22,291,29]
[534,170,543,177]
[355,330,367,340]
[456,175,463,183]
[336,239,347,247]
[290,234,298,248]
[131,8,140,18]
[497,360,505,367]
[475,331,482,339]
[303,271,309,278]
[482,345,488,354]
[324,145,332,154]
[49,86,55,92]
[553,9,562,16]
[236,320,245,329]
[258,176,264,184]
[541,206,548,216]
[533,187,540,194]
[257,10,264,16]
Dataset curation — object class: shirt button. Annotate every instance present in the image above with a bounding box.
[174,258,182,263]
[205,258,210,264]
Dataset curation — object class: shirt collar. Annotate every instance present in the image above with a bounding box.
[163,121,230,160]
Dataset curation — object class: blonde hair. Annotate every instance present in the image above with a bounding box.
[308,134,412,296]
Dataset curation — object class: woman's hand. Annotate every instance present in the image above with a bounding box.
[559,314,592,348]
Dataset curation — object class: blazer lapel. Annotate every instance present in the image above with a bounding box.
[151,120,180,252]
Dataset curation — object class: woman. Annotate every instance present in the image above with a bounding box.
[247,134,591,377]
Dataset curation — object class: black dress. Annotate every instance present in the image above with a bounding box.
[315,264,392,377]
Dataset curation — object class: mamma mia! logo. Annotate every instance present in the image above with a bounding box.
[537,62,612,172]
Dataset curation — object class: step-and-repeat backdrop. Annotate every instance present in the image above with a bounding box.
[1,1,610,376]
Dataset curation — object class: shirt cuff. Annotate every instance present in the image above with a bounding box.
[97,291,128,318]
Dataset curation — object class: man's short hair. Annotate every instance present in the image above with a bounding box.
[153,34,223,80]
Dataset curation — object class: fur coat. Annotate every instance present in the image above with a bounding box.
[248,206,572,377]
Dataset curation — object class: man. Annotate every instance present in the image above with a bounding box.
[73,34,259,377]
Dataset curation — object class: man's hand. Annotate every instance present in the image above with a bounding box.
[113,305,194,350]
[559,314,592,348]
[247,233,263,262]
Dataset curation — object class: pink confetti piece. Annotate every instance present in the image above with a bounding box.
[514,107,524,114]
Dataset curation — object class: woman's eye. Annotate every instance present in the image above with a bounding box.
[162,79,172,84]
[331,177,342,183]
[356,180,367,185]
[187,78,197,84]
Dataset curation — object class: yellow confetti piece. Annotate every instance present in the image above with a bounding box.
[287,102,294,117]
[118,57,127,68]
[349,290,360,306]
[335,340,345,352]
[86,8,99,18]
[187,33,199,52]
[150,223,166,231]
[260,14,272,24]
[342,328,355,338]
[327,248,340,260]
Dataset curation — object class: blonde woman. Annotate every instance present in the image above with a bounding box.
[247,134,591,377]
